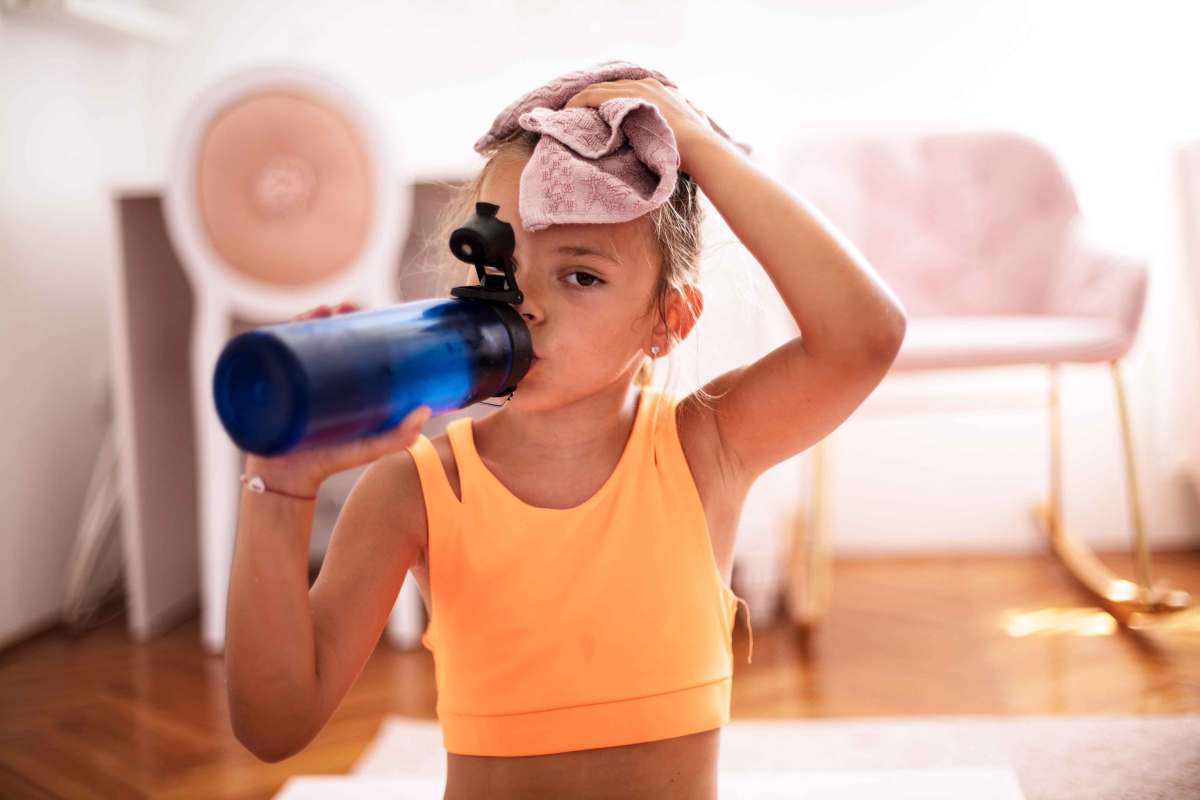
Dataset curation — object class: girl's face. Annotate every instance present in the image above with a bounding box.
[477,151,664,407]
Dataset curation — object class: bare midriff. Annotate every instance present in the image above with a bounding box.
[442,727,720,799]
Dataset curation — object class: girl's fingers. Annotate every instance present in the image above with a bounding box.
[364,406,431,460]
[326,406,430,473]
[375,405,431,445]
[398,405,432,434]
[293,302,362,322]
[394,406,432,444]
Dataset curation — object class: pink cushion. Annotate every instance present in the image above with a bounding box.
[777,130,1148,366]
[894,315,1132,371]
[780,132,1080,318]
[1044,224,1148,341]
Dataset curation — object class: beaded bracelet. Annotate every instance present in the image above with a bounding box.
[240,473,318,501]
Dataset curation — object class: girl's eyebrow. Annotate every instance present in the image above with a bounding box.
[554,244,620,264]
[511,244,621,270]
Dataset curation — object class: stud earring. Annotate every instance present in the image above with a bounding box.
[647,345,660,386]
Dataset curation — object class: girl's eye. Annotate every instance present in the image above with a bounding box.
[564,270,604,289]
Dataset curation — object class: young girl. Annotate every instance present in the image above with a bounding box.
[226,71,907,797]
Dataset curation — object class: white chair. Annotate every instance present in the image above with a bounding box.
[162,65,420,653]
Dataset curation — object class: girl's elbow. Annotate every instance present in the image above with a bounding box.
[871,306,908,362]
[229,700,310,763]
[233,722,305,763]
[253,742,302,764]
[863,319,906,365]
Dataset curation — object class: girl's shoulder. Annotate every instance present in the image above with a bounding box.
[673,388,748,499]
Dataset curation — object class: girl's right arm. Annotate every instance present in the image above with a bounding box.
[225,467,323,760]
[225,445,428,761]
[223,302,432,761]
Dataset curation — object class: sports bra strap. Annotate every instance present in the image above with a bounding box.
[405,433,461,513]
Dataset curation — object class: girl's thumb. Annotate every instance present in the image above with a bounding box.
[397,406,432,440]
[413,405,432,427]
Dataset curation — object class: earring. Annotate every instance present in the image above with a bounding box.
[647,345,660,386]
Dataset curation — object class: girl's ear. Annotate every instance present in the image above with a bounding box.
[653,284,703,355]
[671,284,704,342]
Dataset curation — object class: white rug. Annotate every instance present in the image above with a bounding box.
[276,768,1023,799]
[275,714,1200,799]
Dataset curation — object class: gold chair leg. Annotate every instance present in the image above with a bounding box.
[1030,361,1192,628]
[788,435,834,628]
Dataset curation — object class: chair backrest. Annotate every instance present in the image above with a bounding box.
[778,131,1081,318]
[163,65,408,322]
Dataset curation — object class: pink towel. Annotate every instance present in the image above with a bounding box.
[474,60,751,232]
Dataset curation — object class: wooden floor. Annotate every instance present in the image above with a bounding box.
[1,551,1198,799]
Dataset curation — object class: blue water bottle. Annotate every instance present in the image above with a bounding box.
[212,201,532,457]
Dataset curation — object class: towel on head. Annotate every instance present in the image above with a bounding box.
[474,60,751,231]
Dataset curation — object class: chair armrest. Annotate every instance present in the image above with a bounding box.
[1045,220,1149,345]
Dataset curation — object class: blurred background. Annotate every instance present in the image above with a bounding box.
[2,1,1199,798]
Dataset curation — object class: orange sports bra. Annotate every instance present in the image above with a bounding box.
[403,386,752,757]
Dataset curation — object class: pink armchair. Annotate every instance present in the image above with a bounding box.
[778,131,1192,630]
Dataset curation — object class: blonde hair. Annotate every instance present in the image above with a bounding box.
[425,128,723,408]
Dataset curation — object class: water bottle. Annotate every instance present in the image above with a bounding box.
[212,201,532,457]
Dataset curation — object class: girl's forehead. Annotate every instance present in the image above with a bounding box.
[512,220,645,263]
[479,155,653,259]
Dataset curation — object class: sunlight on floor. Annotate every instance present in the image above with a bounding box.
[1003,607,1118,637]
[1004,606,1200,637]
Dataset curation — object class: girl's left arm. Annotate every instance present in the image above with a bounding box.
[565,77,908,483]
[678,126,909,484]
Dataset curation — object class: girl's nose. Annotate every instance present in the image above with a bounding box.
[514,290,542,321]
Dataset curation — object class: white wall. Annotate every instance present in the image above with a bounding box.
[137,0,1200,554]
[4,0,1198,646]
[0,10,151,647]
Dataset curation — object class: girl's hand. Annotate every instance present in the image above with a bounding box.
[563,77,718,171]
[241,301,434,496]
